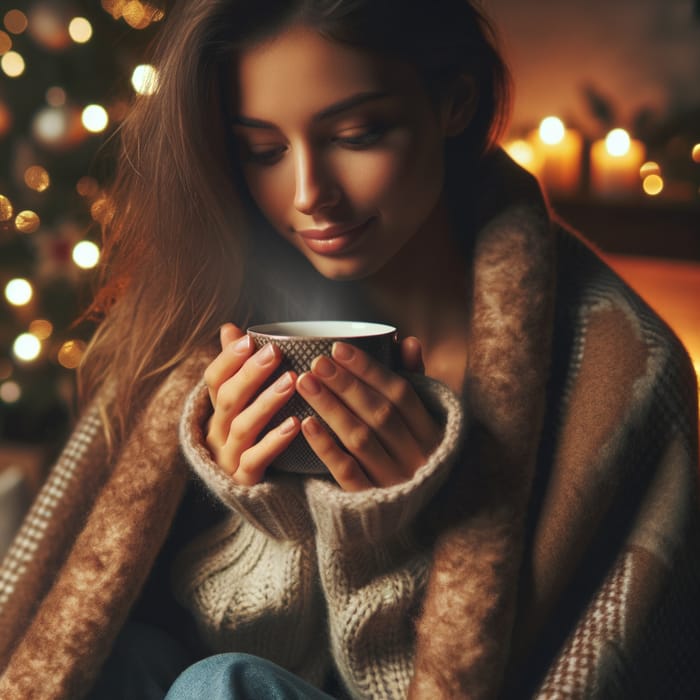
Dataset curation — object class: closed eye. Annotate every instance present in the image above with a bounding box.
[335,125,387,148]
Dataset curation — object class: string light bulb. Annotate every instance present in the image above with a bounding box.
[0,194,13,221]
[1,50,25,77]
[13,333,41,362]
[131,64,159,95]
[82,104,109,133]
[68,17,93,43]
[4,278,33,306]
[72,240,100,269]
[15,210,40,233]
[24,165,51,192]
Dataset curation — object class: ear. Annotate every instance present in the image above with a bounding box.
[440,75,477,137]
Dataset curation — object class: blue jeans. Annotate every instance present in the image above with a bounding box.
[89,622,335,699]
[165,653,335,700]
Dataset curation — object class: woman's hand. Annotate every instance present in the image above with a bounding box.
[204,323,300,485]
[296,338,441,491]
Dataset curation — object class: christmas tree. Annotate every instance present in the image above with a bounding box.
[0,1,163,449]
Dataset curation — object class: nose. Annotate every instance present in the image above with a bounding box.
[293,146,339,215]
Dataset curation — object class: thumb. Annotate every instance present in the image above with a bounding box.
[400,336,425,374]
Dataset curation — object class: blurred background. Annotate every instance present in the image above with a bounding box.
[0,0,698,547]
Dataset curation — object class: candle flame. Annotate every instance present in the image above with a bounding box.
[539,116,565,146]
[605,129,631,157]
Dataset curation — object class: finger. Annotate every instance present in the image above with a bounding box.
[204,334,255,405]
[226,416,301,485]
[224,370,296,451]
[400,336,424,374]
[208,343,283,444]
[220,322,243,349]
[301,417,372,492]
[310,355,421,468]
[296,372,396,480]
[331,342,439,450]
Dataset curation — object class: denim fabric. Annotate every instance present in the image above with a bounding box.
[87,622,194,700]
[165,653,336,700]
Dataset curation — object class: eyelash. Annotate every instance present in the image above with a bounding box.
[240,125,387,165]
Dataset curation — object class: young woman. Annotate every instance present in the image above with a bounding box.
[1,1,698,698]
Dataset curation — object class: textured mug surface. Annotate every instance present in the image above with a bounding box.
[248,321,398,474]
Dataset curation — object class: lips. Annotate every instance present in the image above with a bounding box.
[295,218,374,255]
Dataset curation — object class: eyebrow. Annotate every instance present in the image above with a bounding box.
[233,90,391,129]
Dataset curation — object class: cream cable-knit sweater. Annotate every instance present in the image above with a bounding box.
[177,373,465,699]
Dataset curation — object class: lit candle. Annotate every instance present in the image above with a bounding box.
[590,128,646,198]
[529,117,583,196]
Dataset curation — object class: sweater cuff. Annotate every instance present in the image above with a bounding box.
[179,379,314,542]
[305,375,466,546]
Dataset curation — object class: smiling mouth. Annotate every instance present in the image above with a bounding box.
[295,218,374,256]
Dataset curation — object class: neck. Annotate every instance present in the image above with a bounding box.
[361,198,470,347]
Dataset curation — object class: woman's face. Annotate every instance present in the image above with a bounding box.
[232,24,451,281]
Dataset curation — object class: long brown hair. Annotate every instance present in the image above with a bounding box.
[80,0,512,445]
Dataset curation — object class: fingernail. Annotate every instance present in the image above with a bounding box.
[255,343,276,365]
[233,336,252,353]
[298,372,321,395]
[311,356,335,378]
[302,417,322,436]
[332,342,354,361]
[279,417,297,435]
[274,372,294,392]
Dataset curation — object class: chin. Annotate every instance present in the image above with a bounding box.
[311,257,384,282]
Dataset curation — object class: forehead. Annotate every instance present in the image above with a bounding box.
[233,24,418,119]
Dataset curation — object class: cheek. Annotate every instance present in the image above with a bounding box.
[242,168,293,226]
[350,133,444,218]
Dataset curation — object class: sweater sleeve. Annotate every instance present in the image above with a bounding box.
[304,375,467,699]
[179,378,314,542]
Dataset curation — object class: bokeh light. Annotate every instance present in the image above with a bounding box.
[68,17,93,44]
[131,64,159,95]
[0,30,11,54]
[504,139,537,169]
[32,106,69,145]
[3,10,28,35]
[1,50,25,77]
[45,86,67,107]
[4,278,33,306]
[28,5,71,51]
[605,129,631,157]
[81,104,109,133]
[642,174,664,196]
[0,381,21,404]
[13,333,41,362]
[72,240,100,269]
[29,319,53,340]
[692,144,700,164]
[539,116,565,146]
[24,165,51,192]
[58,339,86,369]
[0,194,13,221]
[639,161,661,178]
[15,210,40,233]
[76,176,100,198]
[0,100,11,137]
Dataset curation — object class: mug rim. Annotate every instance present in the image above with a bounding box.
[247,320,396,340]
